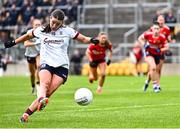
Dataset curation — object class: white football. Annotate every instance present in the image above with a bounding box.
[74,88,93,106]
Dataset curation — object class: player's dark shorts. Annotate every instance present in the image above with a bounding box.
[89,59,105,68]
[145,52,163,65]
[160,54,165,60]
[39,63,68,83]
[26,56,36,64]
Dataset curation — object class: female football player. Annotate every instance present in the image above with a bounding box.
[24,19,41,94]
[4,9,99,123]
[138,21,169,93]
[143,15,172,91]
[86,32,112,94]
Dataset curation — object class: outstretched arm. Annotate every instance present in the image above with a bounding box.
[75,33,99,44]
[4,31,34,48]
[16,32,34,44]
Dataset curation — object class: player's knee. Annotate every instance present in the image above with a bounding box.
[100,73,106,78]
[150,66,156,72]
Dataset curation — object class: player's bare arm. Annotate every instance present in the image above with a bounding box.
[4,31,34,48]
[86,49,93,62]
[15,31,34,44]
[160,42,169,52]
[76,33,99,44]
[138,34,146,46]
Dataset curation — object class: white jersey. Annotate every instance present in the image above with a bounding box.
[25,29,41,57]
[33,26,79,69]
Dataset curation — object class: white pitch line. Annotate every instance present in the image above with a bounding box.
[0,128,180,129]
[2,103,180,117]
[53,103,180,113]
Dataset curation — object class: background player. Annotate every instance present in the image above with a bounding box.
[86,32,112,94]
[138,22,169,93]
[24,19,42,94]
[4,9,99,123]
[144,15,172,91]
[130,41,144,76]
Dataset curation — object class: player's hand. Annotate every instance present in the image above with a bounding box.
[106,59,111,66]
[144,43,150,49]
[90,38,99,45]
[4,40,16,48]
[165,50,172,56]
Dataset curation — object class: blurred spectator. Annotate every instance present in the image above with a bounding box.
[165,10,177,41]
[9,4,19,25]
[70,49,84,75]
[2,0,11,7]
[56,0,68,5]
[35,7,44,19]
[20,0,30,13]
[3,12,11,26]
[16,0,23,7]
[16,14,24,26]
[34,0,43,6]
[0,7,6,26]
[0,0,82,27]
[0,30,10,43]
[152,10,161,22]
[67,0,79,23]
[29,1,37,16]
[41,0,51,6]
[23,6,33,24]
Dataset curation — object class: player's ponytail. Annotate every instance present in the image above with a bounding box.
[42,9,65,33]
[42,24,51,33]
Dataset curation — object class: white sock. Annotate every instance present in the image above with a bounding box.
[145,80,149,84]
[97,86,102,90]
[152,81,160,89]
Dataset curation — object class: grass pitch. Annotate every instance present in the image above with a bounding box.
[0,75,180,128]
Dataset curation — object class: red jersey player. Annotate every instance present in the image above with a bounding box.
[144,15,172,91]
[130,42,144,76]
[86,32,112,94]
[138,21,169,93]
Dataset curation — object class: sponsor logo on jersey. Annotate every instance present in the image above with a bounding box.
[44,38,64,44]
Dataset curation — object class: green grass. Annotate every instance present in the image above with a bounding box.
[0,75,180,128]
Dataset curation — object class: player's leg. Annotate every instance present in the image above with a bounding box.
[46,75,64,97]
[88,66,98,83]
[145,56,160,93]
[156,59,164,90]
[20,69,52,123]
[96,62,106,94]
[27,62,36,94]
[143,71,151,92]
[46,66,68,97]
[35,55,40,86]
[35,55,40,96]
